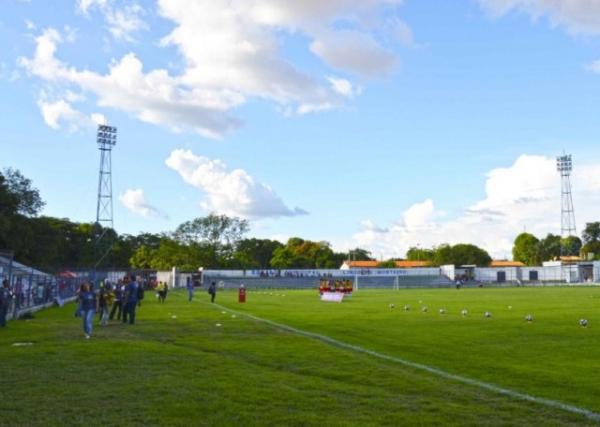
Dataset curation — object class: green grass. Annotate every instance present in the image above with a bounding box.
[1,287,599,426]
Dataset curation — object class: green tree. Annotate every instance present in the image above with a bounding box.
[406,247,434,261]
[235,238,284,269]
[582,222,600,244]
[377,260,397,268]
[431,243,491,267]
[512,233,540,266]
[537,234,561,261]
[561,235,582,257]
[1,168,45,216]
[347,248,373,261]
[270,238,337,269]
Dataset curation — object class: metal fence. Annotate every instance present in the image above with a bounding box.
[201,274,456,290]
[0,253,87,321]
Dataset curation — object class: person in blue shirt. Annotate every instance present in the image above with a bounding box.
[0,279,13,327]
[208,281,216,303]
[78,282,97,339]
[186,277,194,302]
[122,275,138,325]
[109,280,124,321]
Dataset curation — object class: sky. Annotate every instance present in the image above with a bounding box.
[2,0,600,260]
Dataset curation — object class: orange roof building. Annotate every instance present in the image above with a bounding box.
[394,260,430,268]
[490,260,525,268]
[341,260,379,269]
[340,260,431,269]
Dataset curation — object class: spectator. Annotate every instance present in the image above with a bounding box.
[122,275,138,325]
[99,284,114,326]
[79,282,97,339]
[0,279,13,327]
[137,280,145,307]
[109,280,124,320]
[187,278,194,302]
[208,281,216,303]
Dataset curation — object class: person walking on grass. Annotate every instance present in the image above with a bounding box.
[122,275,138,325]
[208,281,216,303]
[187,277,194,302]
[79,282,97,339]
[137,279,145,307]
[0,279,13,328]
[99,284,114,326]
[109,280,124,321]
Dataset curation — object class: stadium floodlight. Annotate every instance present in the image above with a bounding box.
[97,125,117,148]
[95,123,117,270]
[556,154,572,173]
[556,153,576,245]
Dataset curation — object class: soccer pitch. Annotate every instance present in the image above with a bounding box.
[1,287,599,426]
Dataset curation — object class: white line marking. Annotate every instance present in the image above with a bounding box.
[212,303,600,423]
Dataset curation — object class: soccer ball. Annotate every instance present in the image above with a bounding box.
[421,306,428,312]
[403,305,410,311]
[461,309,468,316]
[484,311,492,318]
[508,305,512,310]
[439,308,446,314]
[389,303,395,309]
[525,314,533,322]
[580,319,588,327]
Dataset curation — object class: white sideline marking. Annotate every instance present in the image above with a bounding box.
[212,303,600,423]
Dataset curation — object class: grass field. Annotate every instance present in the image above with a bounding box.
[1,286,600,426]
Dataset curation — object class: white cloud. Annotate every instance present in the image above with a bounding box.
[119,189,167,219]
[165,149,307,219]
[587,59,600,73]
[478,0,600,35]
[310,30,396,77]
[36,94,104,132]
[327,77,359,97]
[78,0,146,42]
[19,29,243,138]
[20,2,409,137]
[351,154,600,259]
[78,0,108,14]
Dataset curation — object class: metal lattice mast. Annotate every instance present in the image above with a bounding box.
[96,124,117,228]
[556,154,576,239]
[95,124,117,268]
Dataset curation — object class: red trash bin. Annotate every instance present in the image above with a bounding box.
[238,285,246,303]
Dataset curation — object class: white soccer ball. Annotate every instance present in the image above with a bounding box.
[484,311,492,318]
[403,305,410,311]
[508,305,512,310]
[525,314,533,322]
[580,319,588,327]
[461,309,468,316]
[216,323,222,327]
[389,303,395,309]
[421,306,428,312]
[439,308,446,314]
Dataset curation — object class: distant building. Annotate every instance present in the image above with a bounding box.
[340,260,430,269]
[490,260,525,268]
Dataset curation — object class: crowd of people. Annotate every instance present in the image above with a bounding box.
[0,273,222,336]
[75,274,174,339]
[319,279,353,295]
[74,275,220,339]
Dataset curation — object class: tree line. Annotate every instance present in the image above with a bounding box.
[2,168,598,272]
[512,226,600,266]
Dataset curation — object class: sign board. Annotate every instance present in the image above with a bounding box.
[321,292,344,303]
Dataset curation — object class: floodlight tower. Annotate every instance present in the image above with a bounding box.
[95,124,117,267]
[556,154,576,239]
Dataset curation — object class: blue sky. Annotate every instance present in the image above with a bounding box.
[2,0,600,259]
